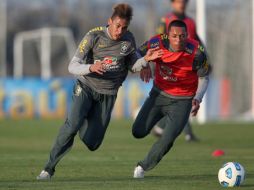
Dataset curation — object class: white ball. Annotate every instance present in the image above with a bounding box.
[218,162,245,187]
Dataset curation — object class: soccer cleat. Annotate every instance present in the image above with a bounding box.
[36,170,51,180]
[185,134,199,142]
[133,165,145,178]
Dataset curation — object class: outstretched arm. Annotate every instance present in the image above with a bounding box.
[129,48,163,73]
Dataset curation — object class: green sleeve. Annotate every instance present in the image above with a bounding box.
[193,45,210,77]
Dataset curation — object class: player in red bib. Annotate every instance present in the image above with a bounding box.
[133,20,210,178]
[153,0,205,141]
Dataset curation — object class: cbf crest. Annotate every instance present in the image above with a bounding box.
[120,42,129,54]
[75,84,82,96]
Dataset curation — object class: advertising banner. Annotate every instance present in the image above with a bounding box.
[0,78,152,119]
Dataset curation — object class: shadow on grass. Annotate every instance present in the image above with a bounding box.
[242,184,254,188]
[145,174,216,180]
[42,174,217,182]
[241,173,254,188]
[1,173,253,187]
[0,174,216,183]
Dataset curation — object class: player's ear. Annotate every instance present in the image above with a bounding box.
[108,18,113,25]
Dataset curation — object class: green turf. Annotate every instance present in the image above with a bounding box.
[0,119,253,190]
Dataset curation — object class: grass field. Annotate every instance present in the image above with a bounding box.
[0,119,253,190]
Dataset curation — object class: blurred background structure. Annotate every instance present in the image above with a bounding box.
[0,0,253,122]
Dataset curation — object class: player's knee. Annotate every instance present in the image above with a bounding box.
[85,140,102,151]
[87,145,98,151]
[132,127,146,139]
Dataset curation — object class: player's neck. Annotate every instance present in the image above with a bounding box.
[169,45,177,52]
[169,44,184,52]
[106,26,114,40]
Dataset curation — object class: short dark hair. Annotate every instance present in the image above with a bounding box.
[111,3,133,22]
[171,0,189,2]
[168,20,187,32]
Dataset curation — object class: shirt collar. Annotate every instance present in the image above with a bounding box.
[106,26,113,40]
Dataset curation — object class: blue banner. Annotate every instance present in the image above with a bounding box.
[0,77,152,119]
[0,78,74,118]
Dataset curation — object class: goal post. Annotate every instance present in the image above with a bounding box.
[14,27,76,79]
[252,0,254,119]
[196,0,207,123]
[0,0,7,77]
